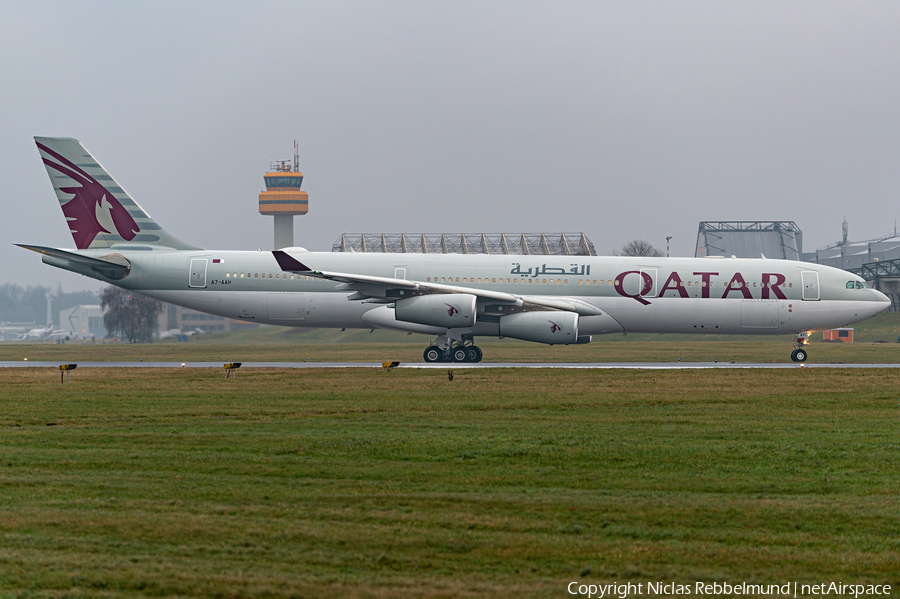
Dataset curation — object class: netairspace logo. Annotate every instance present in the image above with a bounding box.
[566,581,893,598]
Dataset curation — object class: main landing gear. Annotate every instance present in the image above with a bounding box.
[790,332,809,362]
[423,343,483,363]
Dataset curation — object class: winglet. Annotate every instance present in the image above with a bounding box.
[273,250,312,272]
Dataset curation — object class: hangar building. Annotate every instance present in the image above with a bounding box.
[695,221,803,260]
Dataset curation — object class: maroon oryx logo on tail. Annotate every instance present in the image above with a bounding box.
[445,303,459,317]
[548,320,561,333]
[37,142,139,249]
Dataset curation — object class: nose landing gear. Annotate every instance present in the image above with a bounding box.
[790,332,809,362]
[790,348,808,362]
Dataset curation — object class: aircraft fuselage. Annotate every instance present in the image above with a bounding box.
[45,247,888,338]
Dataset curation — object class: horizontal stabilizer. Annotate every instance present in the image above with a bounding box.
[15,244,130,273]
[272,250,312,272]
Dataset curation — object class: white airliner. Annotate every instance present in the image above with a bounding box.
[18,137,890,362]
[16,321,59,340]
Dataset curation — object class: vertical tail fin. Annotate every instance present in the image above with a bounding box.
[35,137,200,250]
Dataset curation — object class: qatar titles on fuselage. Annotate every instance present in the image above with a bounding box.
[19,137,890,362]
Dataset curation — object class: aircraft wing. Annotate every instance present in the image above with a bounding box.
[272,251,602,316]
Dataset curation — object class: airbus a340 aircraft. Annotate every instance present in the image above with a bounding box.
[18,137,890,362]
[16,321,67,341]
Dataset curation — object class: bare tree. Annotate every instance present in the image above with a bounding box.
[611,239,664,257]
[100,286,163,343]
[0,283,51,324]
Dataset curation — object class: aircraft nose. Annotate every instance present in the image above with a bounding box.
[873,290,891,315]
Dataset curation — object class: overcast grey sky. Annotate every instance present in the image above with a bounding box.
[2,1,899,291]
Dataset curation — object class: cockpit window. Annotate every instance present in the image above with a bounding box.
[849,280,873,289]
[846,281,855,289]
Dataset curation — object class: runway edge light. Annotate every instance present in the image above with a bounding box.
[224,362,242,378]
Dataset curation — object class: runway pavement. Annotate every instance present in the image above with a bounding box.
[2,361,899,369]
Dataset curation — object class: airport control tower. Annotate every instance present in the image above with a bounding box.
[259,141,308,249]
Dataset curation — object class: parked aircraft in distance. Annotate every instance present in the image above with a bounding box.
[18,137,891,362]
[16,321,68,340]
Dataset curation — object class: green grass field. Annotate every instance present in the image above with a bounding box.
[1,367,898,597]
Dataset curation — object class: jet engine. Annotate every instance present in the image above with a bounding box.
[395,294,477,328]
[499,310,579,344]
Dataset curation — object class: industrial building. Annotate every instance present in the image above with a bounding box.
[695,221,803,260]
[823,328,854,343]
[801,221,900,270]
[59,304,106,339]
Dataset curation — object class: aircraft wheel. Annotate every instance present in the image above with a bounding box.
[424,347,443,363]
[465,346,480,363]
[790,348,808,363]
[451,346,469,363]
[471,346,483,363]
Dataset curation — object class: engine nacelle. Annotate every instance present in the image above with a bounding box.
[395,294,477,328]
[499,311,579,344]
